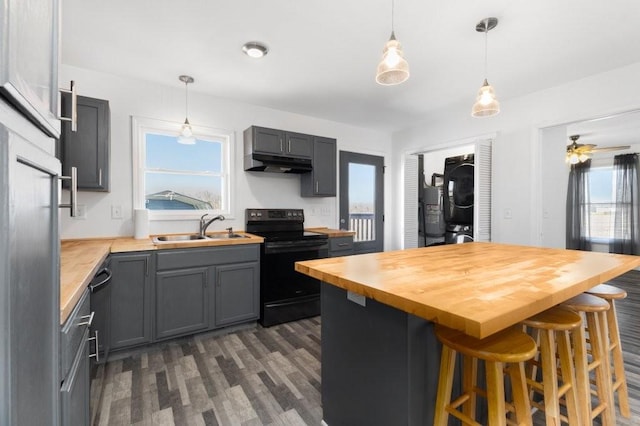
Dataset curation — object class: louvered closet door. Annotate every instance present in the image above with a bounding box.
[403,155,419,248]
[474,139,493,242]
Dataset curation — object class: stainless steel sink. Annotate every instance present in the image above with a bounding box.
[152,233,249,244]
[206,233,249,240]
[153,234,207,242]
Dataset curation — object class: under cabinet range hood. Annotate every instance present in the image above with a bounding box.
[244,152,312,173]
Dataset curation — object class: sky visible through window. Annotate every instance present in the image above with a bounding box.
[588,166,616,239]
[145,133,223,210]
[348,163,375,212]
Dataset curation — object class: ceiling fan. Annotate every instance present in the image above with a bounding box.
[566,134,630,164]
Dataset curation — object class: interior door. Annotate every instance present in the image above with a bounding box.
[339,151,384,253]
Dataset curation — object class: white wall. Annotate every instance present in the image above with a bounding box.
[59,65,393,243]
[391,62,640,250]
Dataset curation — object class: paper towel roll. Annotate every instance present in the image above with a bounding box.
[134,208,149,239]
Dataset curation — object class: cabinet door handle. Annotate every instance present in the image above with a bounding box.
[280,139,283,153]
[88,330,99,362]
[77,311,95,327]
[98,168,102,186]
[58,80,77,132]
[316,181,319,192]
[58,166,78,217]
[288,140,291,152]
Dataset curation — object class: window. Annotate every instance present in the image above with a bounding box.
[132,117,233,220]
[587,165,616,241]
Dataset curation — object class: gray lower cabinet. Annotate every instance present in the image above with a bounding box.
[110,253,154,350]
[214,262,260,327]
[60,289,92,426]
[301,136,336,197]
[329,236,354,257]
[156,244,260,338]
[156,267,210,340]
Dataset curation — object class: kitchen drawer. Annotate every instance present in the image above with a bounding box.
[156,245,259,271]
[60,289,91,380]
[329,236,354,252]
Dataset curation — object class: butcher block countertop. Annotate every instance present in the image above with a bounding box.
[60,232,263,324]
[306,227,356,237]
[295,242,640,339]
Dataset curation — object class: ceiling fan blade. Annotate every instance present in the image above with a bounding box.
[590,145,631,153]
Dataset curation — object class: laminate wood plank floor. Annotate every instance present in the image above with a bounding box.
[92,271,640,425]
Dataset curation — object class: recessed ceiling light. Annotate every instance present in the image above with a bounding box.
[242,42,268,58]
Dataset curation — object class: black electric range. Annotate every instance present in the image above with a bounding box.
[246,208,329,327]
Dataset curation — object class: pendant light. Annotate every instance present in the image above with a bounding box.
[375,0,410,85]
[178,75,196,145]
[471,18,500,117]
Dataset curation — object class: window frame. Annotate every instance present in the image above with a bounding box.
[132,116,234,221]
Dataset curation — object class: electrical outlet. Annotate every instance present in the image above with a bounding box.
[111,205,123,219]
[504,208,512,219]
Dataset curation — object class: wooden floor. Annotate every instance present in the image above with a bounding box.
[92,271,640,425]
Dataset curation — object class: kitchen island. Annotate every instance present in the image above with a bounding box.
[295,242,640,426]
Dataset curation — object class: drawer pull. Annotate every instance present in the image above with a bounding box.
[77,311,94,327]
[88,330,99,362]
[337,243,350,247]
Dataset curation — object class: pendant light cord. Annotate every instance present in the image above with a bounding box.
[184,81,189,118]
[391,0,395,33]
[484,19,489,79]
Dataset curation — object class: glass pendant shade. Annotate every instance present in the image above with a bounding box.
[376,32,410,85]
[471,79,500,117]
[177,117,196,145]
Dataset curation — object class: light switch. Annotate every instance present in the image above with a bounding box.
[111,205,123,219]
[504,208,512,219]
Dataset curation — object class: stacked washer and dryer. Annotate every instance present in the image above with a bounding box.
[443,154,474,244]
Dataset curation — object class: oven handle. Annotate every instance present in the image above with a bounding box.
[264,240,329,254]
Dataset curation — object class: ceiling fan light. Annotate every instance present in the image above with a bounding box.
[376,33,410,85]
[569,153,579,164]
[471,79,500,117]
[578,153,590,163]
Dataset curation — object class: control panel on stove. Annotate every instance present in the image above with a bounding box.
[246,208,305,222]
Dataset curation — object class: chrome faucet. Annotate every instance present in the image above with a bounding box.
[199,214,225,237]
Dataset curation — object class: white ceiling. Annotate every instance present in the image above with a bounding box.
[61,0,640,132]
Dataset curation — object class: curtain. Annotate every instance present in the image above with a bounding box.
[610,153,640,255]
[566,159,592,250]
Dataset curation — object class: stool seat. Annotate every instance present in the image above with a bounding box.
[435,325,537,363]
[562,293,609,312]
[586,283,627,300]
[523,306,582,331]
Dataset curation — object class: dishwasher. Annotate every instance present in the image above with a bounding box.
[89,260,112,364]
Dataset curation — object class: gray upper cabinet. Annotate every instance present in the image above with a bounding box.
[156,267,209,340]
[61,95,110,191]
[246,126,312,159]
[0,0,61,138]
[109,253,153,350]
[301,136,337,197]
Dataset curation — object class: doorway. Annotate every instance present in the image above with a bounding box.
[339,151,384,253]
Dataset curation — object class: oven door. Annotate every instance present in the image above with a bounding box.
[262,239,329,302]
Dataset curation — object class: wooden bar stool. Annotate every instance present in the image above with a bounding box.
[561,293,615,426]
[522,306,582,425]
[586,283,630,418]
[434,324,537,426]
